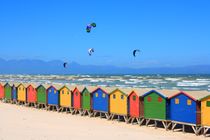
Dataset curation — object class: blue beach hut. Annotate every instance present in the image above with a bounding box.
[47,85,61,106]
[168,91,210,135]
[92,87,110,113]
[12,83,18,103]
[169,91,209,125]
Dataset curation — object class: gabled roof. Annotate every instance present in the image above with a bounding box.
[60,85,71,91]
[47,84,63,90]
[169,90,210,101]
[142,89,178,99]
[37,84,50,89]
[91,87,109,95]
[26,83,39,89]
[128,88,152,97]
[109,88,128,96]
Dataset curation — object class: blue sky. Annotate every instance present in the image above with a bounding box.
[0,0,210,68]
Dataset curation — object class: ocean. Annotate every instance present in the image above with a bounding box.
[0,74,210,91]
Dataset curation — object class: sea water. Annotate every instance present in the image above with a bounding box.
[0,74,210,91]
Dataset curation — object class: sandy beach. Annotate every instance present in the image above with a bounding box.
[0,102,207,140]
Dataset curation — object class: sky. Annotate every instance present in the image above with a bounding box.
[0,0,210,68]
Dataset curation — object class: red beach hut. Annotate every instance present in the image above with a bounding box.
[128,88,147,124]
[71,86,84,114]
[26,84,38,106]
[0,82,5,100]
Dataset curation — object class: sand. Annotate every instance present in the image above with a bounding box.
[0,102,206,140]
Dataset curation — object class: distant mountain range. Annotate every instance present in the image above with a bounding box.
[0,58,209,74]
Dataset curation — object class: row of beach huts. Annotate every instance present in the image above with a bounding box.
[0,82,210,136]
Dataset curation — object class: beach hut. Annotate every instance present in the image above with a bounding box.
[142,89,177,129]
[81,86,96,116]
[4,83,12,102]
[200,92,210,136]
[92,87,110,119]
[47,85,62,111]
[0,82,5,100]
[71,86,84,114]
[36,84,49,109]
[11,83,18,104]
[109,88,129,122]
[59,85,72,112]
[17,83,27,105]
[169,91,210,135]
[127,88,148,124]
[26,84,38,107]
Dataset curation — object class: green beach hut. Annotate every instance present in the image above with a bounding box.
[4,82,12,102]
[142,89,178,129]
[81,86,96,116]
[36,84,49,108]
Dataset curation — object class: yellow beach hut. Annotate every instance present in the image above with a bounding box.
[59,85,72,112]
[17,83,28,105]
[199,91,210,136]
[109,88,131,122]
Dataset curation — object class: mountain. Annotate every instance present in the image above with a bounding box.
[0,58,209,74]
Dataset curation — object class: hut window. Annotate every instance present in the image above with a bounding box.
[158,97,162,102]
[76,92,78,96]
[133,95,136,101]
[54,90,56,94]
[67,91,69,95]
[121,95,124,100]
[187,99,192,106]
[102,93,106,98]
[113,94,116,99]
[62,90,64,94]
[85,93,88,96]
[147,96,152,102]
[19,87,21,90]
[175,98,179,104]
[95,93,98,97]
[49,89,51,93]
[206,101,210,107]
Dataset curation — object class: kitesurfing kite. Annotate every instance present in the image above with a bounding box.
[88,48,94,56]
[63,62,68,68]
[86,23,96,33]
[133,49,140,57]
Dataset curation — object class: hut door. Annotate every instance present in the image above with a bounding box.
[196,102,201,125]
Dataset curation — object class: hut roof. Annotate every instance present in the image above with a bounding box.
[169,90,210,101]
[129,88,153,97]
[92,87,110,94]
[48,84,63,90]
[37,84,51,89]
[142,89,179,98]
[109,88,128,96]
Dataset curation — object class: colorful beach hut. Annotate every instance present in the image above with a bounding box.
[11,83,18,103]
[71,86,84,114]
[81,86,95,116]
[47,85,62,111]
[36,84,49,108]
[142,89,177,129]
[26,84,38,106]
[17,83,27,104]
[200,91,210,136]
[128,88,148,124]
[0,82,5,100]
[59,85,72,112]
[169,91,210,135]
[109,88,129,121]
[4,83,12,102]
[92,87,110,118]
